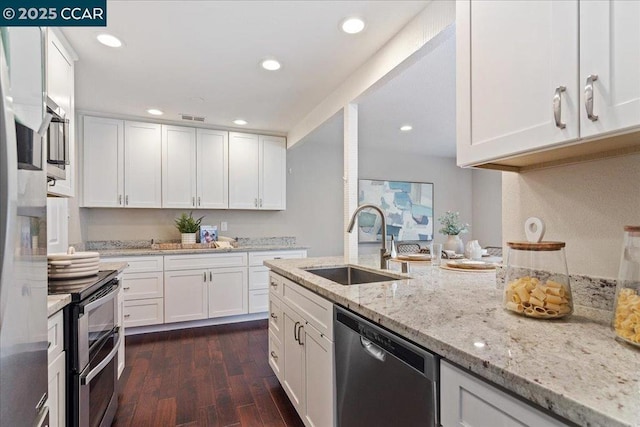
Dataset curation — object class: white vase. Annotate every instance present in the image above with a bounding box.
[444,234,464,254]
[181,233,196,245]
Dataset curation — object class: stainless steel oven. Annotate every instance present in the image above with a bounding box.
[45,98,69,181]
[57,271,121,427]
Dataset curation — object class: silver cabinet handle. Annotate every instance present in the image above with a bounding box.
[124,314,130,318]
[123,287,130,291]
[209,271,212,281]
[553,86,566,129]
[270,312,278,320]
[297,324,304,346]
[254,198,258,207]
[270,351,278,361]
[270,281,278,288]
[203,272,207,282]
[585,74,599,121]
[259,198,263,207]
[192,197,195,207]
[125,195,129,205]
[118,195,122,205]
[294,321,300,342]
[198,196,201,206]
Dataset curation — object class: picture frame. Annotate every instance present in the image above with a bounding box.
[199,225,218,243]
[357,179,434,242]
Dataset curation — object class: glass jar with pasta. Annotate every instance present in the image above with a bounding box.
[612,226,640,348]
[503,241,572,319]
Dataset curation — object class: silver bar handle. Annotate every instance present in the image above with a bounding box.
[203,272,207,282]
[259,198,263,207]
[254,198,258,207]
[81,329,122,385]
[297,324,304,345]
[192,197,195,207]
[82,282,120,313]
[198,196,201,206]
[585,74,599,121]
[270,313,278,320]
[553,86,566,129]
[360,336,386,362]
[125,195,129,205]
[118,195,122,205]
[270,351,278,361]
[294,321,300,342]
[209,271,212,281]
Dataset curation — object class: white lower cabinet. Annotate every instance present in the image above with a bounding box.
[164,269,208,322]
[269,272,335,427]
[248,250,306,313]
[47,310,65,427]
[208,267,248,317]
[441,361,569,427]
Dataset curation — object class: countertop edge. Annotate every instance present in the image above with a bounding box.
[98,246,309,257]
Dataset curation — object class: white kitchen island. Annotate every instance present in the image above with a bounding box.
[265,256,640,427]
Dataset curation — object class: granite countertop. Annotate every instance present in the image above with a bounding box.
[265,256,640,427]
[47,261,129,316]
[97,245,308,257]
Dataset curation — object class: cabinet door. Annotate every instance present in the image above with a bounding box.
[123,298,164,327]
[456,0,579,167]
[260,135,286,210]
[197,129,228,209]
[47,350,66,427]
[162,125,197,208]
[124,121,162,208]
[82,116,124,207]
[282,309,305,414]
[228,132,260,209]
[580,0,640,138]
[164,270,208,323]
[303,325,334,427]
[441,361,568,427]
[121,272,164,300]
[46,197,68,254]
[208,267,248,318]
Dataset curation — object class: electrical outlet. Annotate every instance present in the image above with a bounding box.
[220,221,228,232]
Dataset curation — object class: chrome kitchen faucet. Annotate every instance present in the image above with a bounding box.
[347,204,391,269]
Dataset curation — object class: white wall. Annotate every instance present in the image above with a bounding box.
[472,169,502,247]
[502,153,640,279]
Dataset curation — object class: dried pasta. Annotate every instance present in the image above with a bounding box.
[614,288,640,345]
[504,276,572,318]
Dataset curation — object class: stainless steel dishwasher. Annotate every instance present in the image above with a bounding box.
[335,306,439,427]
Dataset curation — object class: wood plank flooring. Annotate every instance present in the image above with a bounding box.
[113,320,304,427]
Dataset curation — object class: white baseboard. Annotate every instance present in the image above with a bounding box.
[124,312,268,336]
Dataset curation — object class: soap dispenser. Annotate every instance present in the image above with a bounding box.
[390,235,397,259]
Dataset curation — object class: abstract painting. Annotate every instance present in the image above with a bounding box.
[357,179,434,242]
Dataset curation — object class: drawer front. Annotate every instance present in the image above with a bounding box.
[123,298,164,327]
[249,266,269,290]
[47,310,64,360]
[249,289,269,314]
[268,294,283,342]
[268,271,285,299]
[121,271,164,300]
[282,276,333,340]
[104,256,163,273]
[268,330,283,382]
[164,252,248,270]
[248,250,306,266]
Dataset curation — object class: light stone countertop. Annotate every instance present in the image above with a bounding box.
[265,256,640,427]
[97,245,308,257]
[47,261,129,316]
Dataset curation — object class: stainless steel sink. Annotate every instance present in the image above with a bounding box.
[303,266,402,285]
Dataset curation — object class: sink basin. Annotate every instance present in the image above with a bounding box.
[303,266,402,285]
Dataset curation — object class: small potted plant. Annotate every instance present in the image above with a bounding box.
[174,211,204,245]
[438,211,470,254]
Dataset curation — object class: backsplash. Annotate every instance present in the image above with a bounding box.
[496,266,617,311]
[85,236,298,251]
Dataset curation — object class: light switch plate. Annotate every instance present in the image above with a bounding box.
[220,221,228,231]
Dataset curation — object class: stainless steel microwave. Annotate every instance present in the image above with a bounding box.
[46,100,69,181]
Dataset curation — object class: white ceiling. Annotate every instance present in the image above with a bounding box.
[296,26,457,158]
[62,0,429,134]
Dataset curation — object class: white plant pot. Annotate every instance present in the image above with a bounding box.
[444,234,464,254]
[181,233,196,245]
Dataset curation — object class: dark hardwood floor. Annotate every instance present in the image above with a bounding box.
[113,320,304,427]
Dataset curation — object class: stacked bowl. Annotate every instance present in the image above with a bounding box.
[48,247,100,280]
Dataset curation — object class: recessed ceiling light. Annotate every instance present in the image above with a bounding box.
[261,59,281,71]
[97,33,123,48]
[341,17,365,34]
[146,109,163,116]
[400,125,413,132]
[233,119,248,126]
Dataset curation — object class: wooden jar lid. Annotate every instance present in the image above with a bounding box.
[507,241,565,251]
[624,225,640,232]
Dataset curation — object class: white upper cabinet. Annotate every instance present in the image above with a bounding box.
[456,0,579,167]
[82,117,161,208]
[260,135,287,210]
[580,0,640,138]
[229,132,286,210]
[162,125,197,208]
[124,121,162,208]
[82,116,124,207]
[457,0,640,169]
[197,128,228,209]
[46,197,68,254]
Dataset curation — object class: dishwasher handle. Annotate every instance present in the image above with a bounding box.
[360,337,386,362]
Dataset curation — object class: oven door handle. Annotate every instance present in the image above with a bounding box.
[80,328,122,385]
[81,281,120,313]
